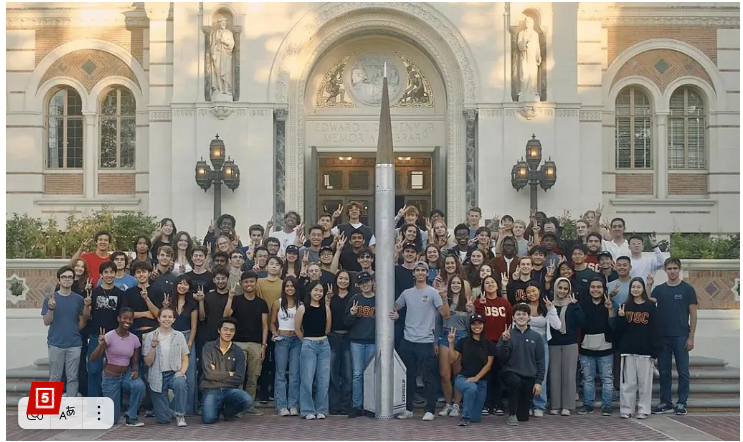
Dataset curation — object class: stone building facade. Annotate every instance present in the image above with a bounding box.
[6,2,740,237]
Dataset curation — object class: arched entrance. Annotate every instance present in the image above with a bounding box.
[270,3,478,223]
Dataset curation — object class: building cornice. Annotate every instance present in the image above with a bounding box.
[578,5,739,28]
[6,9,150,29]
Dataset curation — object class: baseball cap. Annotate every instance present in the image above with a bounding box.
[598,251,613,259]
[357,271,374,283]
[414,261,429,271]
[320,245,334,254]
[286,245,300,254]
[470,314,485,324]
[403,242,418,251]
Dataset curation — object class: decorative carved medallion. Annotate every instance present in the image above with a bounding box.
[344,53,404,106]
[7,274,29,305]
[517,106,538,120]
[211,106,234,120]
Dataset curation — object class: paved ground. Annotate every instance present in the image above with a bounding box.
[6,412,740,441]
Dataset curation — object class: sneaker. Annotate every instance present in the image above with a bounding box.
[175,415,187,427]
[449,404,461,417]
[506,415,519,426]
[457,418,470,426]
[621,413,631,419]
[533,409,544,417]
[269,394,275,401]
[482,407,491,415]
[576,405,594,415]
[316,413,326,420]
[549,409,560,415]
[651,403,674,414]
[305,414,316,420]
[422,412,435,421]
[347,407,362,418]
[674,404,687,416]
[289,407,299,416]
[438,404,452,417]
[437,396,446,403]
[494,405,505,416]
[396,410,414,419]
[637,413,649,420]
[561,409,571,417]
[328,409,343,416]
[245,406,263,416]
[144,410,155,418]
[125,416,145,427]
[575,393,580,401]
[259,399,269,405]
[601,405,612,416]
[278,408,290,417]
[528,409,534,416]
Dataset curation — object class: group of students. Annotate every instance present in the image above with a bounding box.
[41,202,698,426]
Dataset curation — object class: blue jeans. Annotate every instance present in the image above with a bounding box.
[181,331,197,415]
[532,333,549,412]
[299,338,331,417]
[350,342,375,408]
[201,388,253,424]
[101,368,145,424]
[87,335,104,398]
[152,371,187,423]
[274,335,301,410]
[454,375,487,423]
[328,332,353,412]
[658,335,690,406]
[581,354,614,408]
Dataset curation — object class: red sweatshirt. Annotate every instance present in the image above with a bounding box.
[475,296,513,342]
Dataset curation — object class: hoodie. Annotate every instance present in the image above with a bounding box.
[578,296,614,357]
[496,326,546,384]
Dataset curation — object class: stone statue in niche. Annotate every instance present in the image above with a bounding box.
[517,16,542,102]
[210,16,235,100]
[345,54,401,106]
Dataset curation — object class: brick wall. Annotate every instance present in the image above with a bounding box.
[616,173,654,195]
[668,173,708,195]
[607,27,717,65]
[35,27,144,66]
[98,173,135,195]
[43,174,83,194]
[611,49,714,93]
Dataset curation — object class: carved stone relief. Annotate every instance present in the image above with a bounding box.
[204,11,240,102]
[344,53,403,106]
[316,55,355,108]
[396,52,435,108]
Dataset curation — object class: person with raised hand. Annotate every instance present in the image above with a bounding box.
[42,265,87,399]
[615,278,663,420]
[547,277,585,416]
[577,277,616,416]
[143,307,191,427]
[448,314,496,427]
[497,303,546,426]
[343,271,376,418]
[91,308,146,426]
[523,283,561,417]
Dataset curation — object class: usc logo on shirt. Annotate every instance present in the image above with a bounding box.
[626,311,649,324]
[484,306,507,317]
[514,289,527,302]
[358,305,375,318]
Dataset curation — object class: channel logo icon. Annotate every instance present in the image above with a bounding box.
[27,382,64,415]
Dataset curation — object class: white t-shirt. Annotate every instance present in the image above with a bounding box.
[157,331,174,372]
[271,230,297,255]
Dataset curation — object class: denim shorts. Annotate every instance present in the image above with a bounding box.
[438,330,468,348]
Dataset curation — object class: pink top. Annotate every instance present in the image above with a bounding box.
[104,330,141,367]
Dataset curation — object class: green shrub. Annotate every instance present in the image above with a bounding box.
[6,213,47,259]
[670,232,740,259]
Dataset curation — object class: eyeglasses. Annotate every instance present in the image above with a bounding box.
[59,275,75,280]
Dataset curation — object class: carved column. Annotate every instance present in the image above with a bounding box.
[463,108,478,211]
[274,108,288,223]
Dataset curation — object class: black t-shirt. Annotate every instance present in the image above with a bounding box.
[173,300,197,333]
[202,290,230,342]
[230,295,269,343]
[455,337,497,378]
[574,267,600,302]
[330,293,353,332]
[121,285,164,332]
[185,270,215,294]
[340,251,362,272]
[90,286,124,333]
[507,278,531,305]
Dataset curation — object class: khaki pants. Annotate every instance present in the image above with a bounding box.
[619,354,654,416]
[234,342,263,398]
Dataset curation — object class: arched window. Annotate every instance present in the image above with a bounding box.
[615,87,652,169]
[46,87,83,168]
[668,87,706,169]
[99,87,136,168]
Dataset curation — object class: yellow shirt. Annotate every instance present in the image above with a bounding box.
[256,277,283,306]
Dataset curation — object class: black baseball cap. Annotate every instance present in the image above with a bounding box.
[320,245,334,254]
[403,242,418,251]
[598,251,613,260]
[357,271,374,283]
[286,245,300,254]
[470,314,485,324]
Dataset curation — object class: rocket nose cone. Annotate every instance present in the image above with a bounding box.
[376,77,394,165]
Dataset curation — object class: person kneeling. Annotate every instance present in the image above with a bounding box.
[143,306,190,427]
[449,314,496,426]
[497,303,546,426]
[200,317,253,424]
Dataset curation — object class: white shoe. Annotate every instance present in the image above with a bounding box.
[561,409,571,416]
[529,409,534,416]
[449,404,460,417]
[316,413,326,420]
[175,415,187,427]
[290,408,299,416]
[278,408,290,417]
[422,412,435,421]
[549,409,560,415]
[533,409,544,417]
[438,404,452,417]
[305,414,316,420]
[396,410,414,419]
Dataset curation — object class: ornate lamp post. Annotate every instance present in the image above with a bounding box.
[195,134,241,221]
[510,135,557,211]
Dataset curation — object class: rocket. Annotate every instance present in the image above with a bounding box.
[374,64,396,419]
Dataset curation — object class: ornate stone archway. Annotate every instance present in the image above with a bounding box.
[269,3,478,221]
